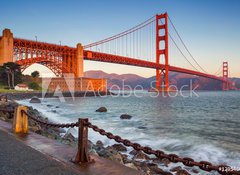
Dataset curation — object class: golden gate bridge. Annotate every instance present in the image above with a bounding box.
[0,12,231,91]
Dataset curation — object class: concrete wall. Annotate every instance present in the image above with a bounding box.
[42,77,106,92]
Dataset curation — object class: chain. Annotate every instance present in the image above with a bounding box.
[22,110,79,128]
[1,107,238,175]
[87,121,240,175]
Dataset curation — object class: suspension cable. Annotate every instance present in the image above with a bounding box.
[168,15,208,73]
[84,16,155,49]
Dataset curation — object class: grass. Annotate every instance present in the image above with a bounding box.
[0,84,41,93]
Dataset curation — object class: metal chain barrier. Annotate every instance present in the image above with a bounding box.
[21,110,79,128]
[87,121,240,175]
[1,107,238,174]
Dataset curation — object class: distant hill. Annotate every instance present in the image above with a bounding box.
[84,70,240,90]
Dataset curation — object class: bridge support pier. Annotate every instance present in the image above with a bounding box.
[76,43,84,77]
[0,29,13,65]
[222,61,229,91]
[156,13,169,91]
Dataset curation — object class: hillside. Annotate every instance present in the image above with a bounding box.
[84,70,240,90]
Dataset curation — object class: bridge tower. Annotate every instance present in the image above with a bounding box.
[76,43,84,77]
[0,29,13,65]
[222,61,229,91]
[156,13,169,91]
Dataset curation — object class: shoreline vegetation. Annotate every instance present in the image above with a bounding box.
[0,93,198,175]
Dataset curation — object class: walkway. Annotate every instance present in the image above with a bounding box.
[0,120,142,175]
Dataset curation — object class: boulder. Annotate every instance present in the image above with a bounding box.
[147,163,168,174]
[112,144,127,152]
[129,149,138,155]
[133,161,151,173]
[63,132,75,142]
[151,158,162,164]
[96,107,107,112]
[29,96,41,103]
[122,154,132,164]
[133,151,150,160]
[170,166,182,172]
[191,169,199,174]
[176,169,190,175]
[29,125,42,134]
[96,140,104,148]
[97,146,124,164]
[0,95,8,103]
[120,114,132,119]
[125,163,138,170]
[161,158,171,167]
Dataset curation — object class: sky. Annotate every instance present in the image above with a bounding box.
[1,0,239,78]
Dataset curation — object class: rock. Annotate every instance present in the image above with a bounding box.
[51,110,57,113]
[176,169,190,175]
[55,106,60,108]
[170,166,182,172]
[29,125,42,134]
[97,146,124,164]
[0,116,6,121]
[47,104,53,107]
[133,161,151,174]
[151,158,162,164]
[133,151,150,160]
[161,158,171,167]
[96,107,107,112]
[129,149,138,155]
[125,163,138,170]
[191,169,199,173]
[96,140,104,148]
[63,132,76,142]
[120,114,132,119]
[65,128,77,136]
[89,148,98,155]
[112,144,127,152]
[0,95,8,103]
[147,163,170,174]
[122,154,132,164]
[29,96,41,103]
[138,126,147,129]
[58,128,66,134]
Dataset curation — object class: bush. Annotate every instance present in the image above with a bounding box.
[28,82,41,90]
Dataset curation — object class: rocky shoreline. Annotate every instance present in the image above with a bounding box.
[0,91,112,101]
[0,99,197,175]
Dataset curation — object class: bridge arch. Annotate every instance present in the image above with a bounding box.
[16,58,70,77]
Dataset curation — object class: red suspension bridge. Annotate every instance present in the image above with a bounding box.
[0,12,232,90]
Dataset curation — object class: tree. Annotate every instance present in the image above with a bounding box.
[0,62,22,89]
[31,71,40,78]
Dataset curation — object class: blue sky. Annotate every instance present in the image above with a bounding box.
[1,0,239,77]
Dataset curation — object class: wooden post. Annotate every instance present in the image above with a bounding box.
[13,106,28,134]
[73,118,90,164]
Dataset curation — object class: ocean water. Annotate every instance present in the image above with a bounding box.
[18,91,240,172]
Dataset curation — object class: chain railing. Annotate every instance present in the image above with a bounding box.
[87,122,240,175]
[0,105,239,175]
[21,110,91,164]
